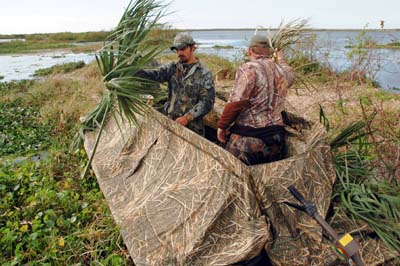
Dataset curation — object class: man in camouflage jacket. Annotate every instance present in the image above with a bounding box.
[138,32,215,136]
[217,35,295,165]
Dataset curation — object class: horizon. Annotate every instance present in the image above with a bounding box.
[1,0,399,35]
[1,27,400,36]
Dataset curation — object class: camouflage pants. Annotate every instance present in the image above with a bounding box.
[227,132,286,166]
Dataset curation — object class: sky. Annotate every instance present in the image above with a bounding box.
[0,0,399,34]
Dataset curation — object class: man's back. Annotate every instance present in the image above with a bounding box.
[230,57,294,128]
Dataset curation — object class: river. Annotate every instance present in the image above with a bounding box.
[1,30,400,92]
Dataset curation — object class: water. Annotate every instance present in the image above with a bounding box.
[0,51,95,82]
[1,30,400,92]
[0,38,25,43]
[191,30,400,92]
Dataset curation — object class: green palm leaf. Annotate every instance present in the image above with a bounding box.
[74,0,169,177]
[322,105,400,252]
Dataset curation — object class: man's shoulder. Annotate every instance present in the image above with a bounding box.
[241,58,277,72]
[239,61,259,73]
[164,61,177,69]
[196,62,213,77]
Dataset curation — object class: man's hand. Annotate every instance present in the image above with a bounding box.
[175,116,189,127]
[276,50,284,61]
[217,128,228,143]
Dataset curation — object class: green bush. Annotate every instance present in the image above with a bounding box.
[0,152,132,265]
[33,61,86,76]
[289,54,321,74]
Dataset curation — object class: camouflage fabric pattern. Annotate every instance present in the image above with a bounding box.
[84,108,270,265]
[226,57,295,155]
[84,107,395,265]
[228,134,285,166]
[140,61,215,136]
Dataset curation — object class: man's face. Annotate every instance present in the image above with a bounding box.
[175,45,194,63]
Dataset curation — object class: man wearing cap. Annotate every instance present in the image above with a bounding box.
[137,32,215,136]
[217,34,295,166]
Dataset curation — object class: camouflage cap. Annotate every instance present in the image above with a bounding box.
[249,34,271,48]
[170,32,195,51]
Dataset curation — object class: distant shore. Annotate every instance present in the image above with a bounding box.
[185,28,400,32]
[2,28,400,37]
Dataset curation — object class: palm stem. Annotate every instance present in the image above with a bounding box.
[81,103,110,178]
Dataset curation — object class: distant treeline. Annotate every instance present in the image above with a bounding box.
[0,31,111,42]
[0,27,179,54]
[0,27,179,43]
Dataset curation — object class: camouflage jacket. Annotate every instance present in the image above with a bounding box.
[139,61,215,136]
[226,56,295,154]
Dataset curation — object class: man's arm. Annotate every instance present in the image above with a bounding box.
[136,63,173,83]
[217,65,255,142]
[276,51,295,87]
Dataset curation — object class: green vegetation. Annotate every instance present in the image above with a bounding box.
[346,41,400,49]
[33,61,86,76]
[0,153,132,265]
[0,40,73,54]
[76,0,170,178]
[0,75,4,80]
[160,53,238,80]
[0,80,35,95]
[320,108,400,252]
[0,34,25,39]
[374,41,400,49]
[0,31,110,43]
[289,54,321,75]
[26,31,110,43]
[0,28,175,55]
[2,49,399,264]
[1,16,399,263]
[212,45,234,49]
[0,31,109,54]
[0,63,133,264]
[0,99,53,156]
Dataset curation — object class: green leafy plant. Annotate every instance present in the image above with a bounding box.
[320,106,400,252]
[345,26,381,84]
[0,100,53,156]
[73,0,169,177]
[0,152,132,265]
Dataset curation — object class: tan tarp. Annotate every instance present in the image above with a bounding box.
[84,103,397,265]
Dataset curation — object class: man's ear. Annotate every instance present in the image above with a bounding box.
[190,45,196,52]
[248,47,253,56]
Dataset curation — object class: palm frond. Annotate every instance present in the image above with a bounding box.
[79,0,168,131]
[323,106,400,252]
[335,177,400,252]
[73,0,169,177]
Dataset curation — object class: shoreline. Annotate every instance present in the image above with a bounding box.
[2,28,400,37]
[183,28,400,32]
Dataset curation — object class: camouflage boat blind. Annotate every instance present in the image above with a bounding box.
[85,108,270,265]
[84,107,396,265]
